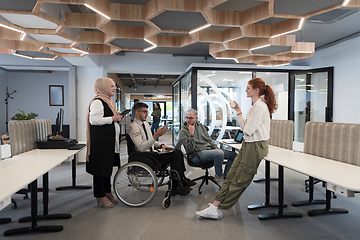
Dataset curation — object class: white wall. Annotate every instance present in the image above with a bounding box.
[293,36,360,124]
[0,68,8,135]
[7,71,69,126]
[76,66,106,162]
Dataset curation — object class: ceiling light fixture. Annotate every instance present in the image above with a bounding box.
[206,74,216,77]
[71,47,89,54]
[189,23,211,34]
[250,44,270,51]
[271,18,304,38]
[292,50,313,53]
[343,0,350,6]
[84,4,111,20]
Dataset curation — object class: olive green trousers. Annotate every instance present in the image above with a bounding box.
[215,141,268,210]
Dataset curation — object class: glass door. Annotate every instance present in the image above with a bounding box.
[291,68,333,143]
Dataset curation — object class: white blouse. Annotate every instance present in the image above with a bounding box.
[89,99,120,153]
[237,98,270,143]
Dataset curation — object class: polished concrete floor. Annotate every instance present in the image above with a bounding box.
[1,131,360,239]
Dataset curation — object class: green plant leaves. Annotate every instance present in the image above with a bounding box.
[10,109,38,120]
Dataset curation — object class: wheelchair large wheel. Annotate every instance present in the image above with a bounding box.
[113,162,158,207]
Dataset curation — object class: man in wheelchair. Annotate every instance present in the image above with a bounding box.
[128,102,195,196]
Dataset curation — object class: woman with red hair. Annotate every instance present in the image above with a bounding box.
[196,77,277,219]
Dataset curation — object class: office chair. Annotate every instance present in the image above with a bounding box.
[185,151,220,194]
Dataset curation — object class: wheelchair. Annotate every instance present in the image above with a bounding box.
[113,134,183,208]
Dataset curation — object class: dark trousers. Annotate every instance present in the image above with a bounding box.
[92,153,120,198]
[93,175,111,198]
[153,150,186,179]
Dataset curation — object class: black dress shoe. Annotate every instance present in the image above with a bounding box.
[182,178,196,187]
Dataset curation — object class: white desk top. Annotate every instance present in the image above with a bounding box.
[266,146,360,192]
[217,140,360,192]
[0,148,84,210]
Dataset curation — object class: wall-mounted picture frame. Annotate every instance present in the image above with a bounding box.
[49,85,64,106]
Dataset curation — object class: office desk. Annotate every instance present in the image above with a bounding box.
[260,146,360,219]
[0,148,84,236]
[215,142,360,220]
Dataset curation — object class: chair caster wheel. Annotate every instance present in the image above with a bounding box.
[162,197,171,208]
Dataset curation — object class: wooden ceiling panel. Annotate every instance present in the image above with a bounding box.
[3,0,354,65]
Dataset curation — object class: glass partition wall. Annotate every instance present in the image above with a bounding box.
[172,66,333,144]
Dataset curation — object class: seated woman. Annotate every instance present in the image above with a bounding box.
[195,77,278,219]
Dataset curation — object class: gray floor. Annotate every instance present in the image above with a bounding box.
[1,132,360,239]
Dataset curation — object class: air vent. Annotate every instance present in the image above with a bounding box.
[307,8,359,24]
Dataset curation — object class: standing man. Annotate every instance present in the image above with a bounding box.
[180,109,237,186]
[131,98,140,122]
[128,102,195,196]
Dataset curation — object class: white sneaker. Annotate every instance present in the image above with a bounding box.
[214,175,224,187]
[195,203,222,219]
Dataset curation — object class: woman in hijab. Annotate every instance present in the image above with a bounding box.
[86,78,124,208]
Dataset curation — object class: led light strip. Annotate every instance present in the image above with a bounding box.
[143,38,157,52]
[250,44,271,51]
[71,47,89,54]
[84,4,110,19]
[343,0,350,6]
[0,23,26,41]
[189,23,211,34]
[271,18,304,38]
[12,51,56,60]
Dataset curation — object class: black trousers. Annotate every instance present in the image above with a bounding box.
[92,153,120,198]
[152,150,186,179]
[93,175,111,198]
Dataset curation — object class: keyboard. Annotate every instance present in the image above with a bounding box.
[68,144,86,150]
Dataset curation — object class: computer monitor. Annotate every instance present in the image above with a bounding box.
[54,108,64,136]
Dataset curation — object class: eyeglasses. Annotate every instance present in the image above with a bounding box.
[139,110,149,114]
[186,117,196,120]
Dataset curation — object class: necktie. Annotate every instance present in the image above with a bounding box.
[142,123,153,152]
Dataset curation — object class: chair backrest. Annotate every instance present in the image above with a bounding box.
[126,133,136,156]
[9,119,52,156]
[268,120,293,150]
[304,121,360,166]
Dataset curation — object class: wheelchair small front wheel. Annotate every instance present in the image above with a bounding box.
[162,197,171,209]
[113,162,158,207]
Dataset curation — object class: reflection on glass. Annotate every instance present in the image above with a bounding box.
[294,72,328,142]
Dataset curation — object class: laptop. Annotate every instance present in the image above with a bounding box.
[222,130,244,144]
[159,137,186,153]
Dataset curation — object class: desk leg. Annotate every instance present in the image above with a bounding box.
[308,187,348,216]
[258,165,303,220]
[292,176,326,207]
[248,160,286,210]
[3,179,63,237]
[19,173,71,223]
[253,161,278,183]
[56,155,91,191]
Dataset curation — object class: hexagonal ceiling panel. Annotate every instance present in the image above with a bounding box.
[0,0,359,66]
[0,0,37,11]
[151,11,207,31]
[111,38,151,50]
[0,13,58,29]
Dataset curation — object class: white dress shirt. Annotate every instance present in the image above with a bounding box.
[89,99,120,153]
[128,118,162,152]
[237,98,270,143]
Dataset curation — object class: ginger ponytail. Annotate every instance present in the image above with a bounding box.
[248,78,278,115]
